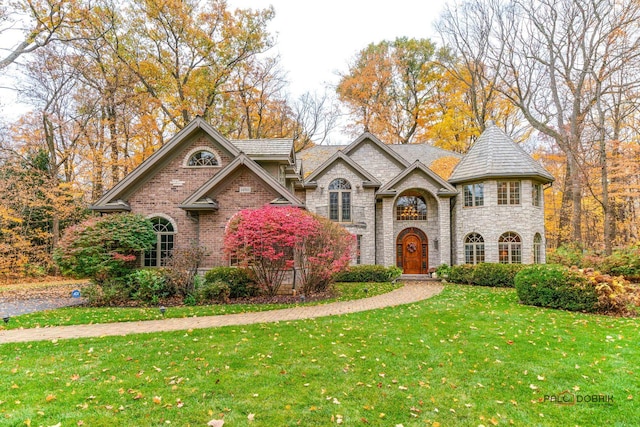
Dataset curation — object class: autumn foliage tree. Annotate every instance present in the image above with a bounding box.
[337,37,444,144]
[224,206,353,296]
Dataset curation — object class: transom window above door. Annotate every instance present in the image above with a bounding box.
[396,191,427,220]
[328,178,351,222]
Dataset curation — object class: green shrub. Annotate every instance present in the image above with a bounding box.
[131,269,173,304]
[54,213,156,283]
[472,263,524,287]
[601,246,640,280]
[547,243,587,267]
[333,265,402,282]
[204,267,257,298]
[515,265,598,312]
[448,264,475,284]
[435,264,451,278]
[83,280,131,307]
[196,280,230,303]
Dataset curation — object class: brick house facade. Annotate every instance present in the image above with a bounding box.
[92,118,554,273]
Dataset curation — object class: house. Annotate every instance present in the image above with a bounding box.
[91,117,554,273]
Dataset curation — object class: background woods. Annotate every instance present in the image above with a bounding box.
[1,0,639,278]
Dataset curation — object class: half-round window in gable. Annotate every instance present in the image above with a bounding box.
[188,150,218,167]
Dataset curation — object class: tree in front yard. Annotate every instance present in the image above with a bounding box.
[53,213,156,283]
[224,206,354,296]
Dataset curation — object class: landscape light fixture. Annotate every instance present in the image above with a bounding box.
[300,295,306,303]
[3,316,9,324]
[363,288,368,295]
[159,306,166,317]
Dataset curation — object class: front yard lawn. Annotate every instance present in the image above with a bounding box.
[1,282,400,330]
[0,285,637,426]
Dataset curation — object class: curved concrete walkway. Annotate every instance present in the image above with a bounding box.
[0,282,442,344]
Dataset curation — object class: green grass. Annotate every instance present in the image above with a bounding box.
[0,285,638,426]
[1,282,400,330]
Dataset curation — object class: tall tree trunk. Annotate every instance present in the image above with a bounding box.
[42,112,60,251]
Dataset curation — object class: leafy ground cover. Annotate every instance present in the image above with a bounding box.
[1,282,399,330]
[0,285,637,426]
[0,278,87,295]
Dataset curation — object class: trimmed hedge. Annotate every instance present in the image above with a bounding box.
[204,267,257,298]
[473,263,524,287]
[514,265,599,312]
[333,265,403,283]
[448,264,475,285]
[444,263,524,287]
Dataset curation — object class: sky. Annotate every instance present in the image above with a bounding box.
[228,0,450,97]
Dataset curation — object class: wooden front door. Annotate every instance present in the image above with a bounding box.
[397,228,428,274]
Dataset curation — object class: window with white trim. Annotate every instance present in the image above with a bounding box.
[533,233,542,264]
[144,217,175,267]
[463,183,484,207]
[464,233,485,264]
[498,232,522,264]
[532,183,542,207]
[497,181,521,205]
[188,150,218,167]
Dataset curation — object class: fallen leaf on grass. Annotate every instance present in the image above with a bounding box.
[207,420,224,427]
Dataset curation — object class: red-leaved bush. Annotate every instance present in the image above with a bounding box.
[224,206,354,296]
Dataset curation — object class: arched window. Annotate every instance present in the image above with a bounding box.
[188,150,218,167]
[464,233,485,265]
[329,178,351,222]
[533,233,542,264]
[396,192,427,220]
[144,217,175,267]
[499,232,522,264]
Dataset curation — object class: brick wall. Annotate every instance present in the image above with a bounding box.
[198,167,283,267]
[128,132,233,250]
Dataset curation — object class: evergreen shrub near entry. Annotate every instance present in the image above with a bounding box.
[333,265,403,282]
[444,263,524,287]
[448,264,475,285]
[473,263,524,287]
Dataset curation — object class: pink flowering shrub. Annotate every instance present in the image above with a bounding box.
[297,215,354,294]
[224,206,354,296]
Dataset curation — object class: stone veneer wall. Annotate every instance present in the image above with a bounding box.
[377,173,453,268]
[347,140,404,183]
[304,161,377,265]
[454,179,546,264]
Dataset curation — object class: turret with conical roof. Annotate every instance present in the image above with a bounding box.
[449,120,554,185]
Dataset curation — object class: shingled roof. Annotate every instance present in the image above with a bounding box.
[298,142,461,178]
[448,121,554,184]
[230,138,293,157]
